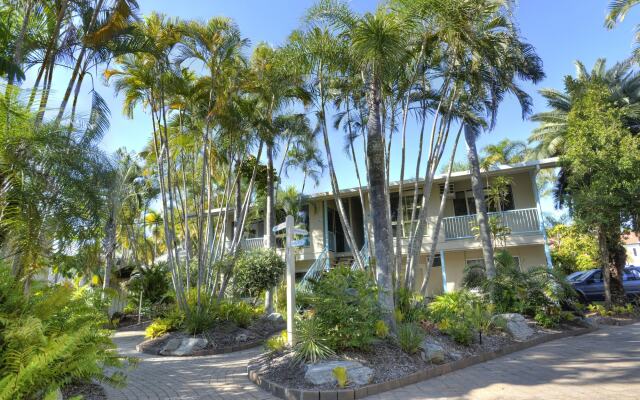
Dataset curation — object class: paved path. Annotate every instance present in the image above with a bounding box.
[103,329,276,400]
[375,322,640,400]
[105,322,640,400]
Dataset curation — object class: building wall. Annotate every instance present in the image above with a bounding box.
[626,244,640,266]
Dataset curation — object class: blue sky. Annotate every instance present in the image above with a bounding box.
[25,1,640,206]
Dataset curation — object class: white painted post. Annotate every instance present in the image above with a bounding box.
[285,215,296,346]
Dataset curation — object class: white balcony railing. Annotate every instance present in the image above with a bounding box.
[442,208,541,240]
[241,237,265,250]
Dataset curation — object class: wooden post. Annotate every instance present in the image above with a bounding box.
[285,215,296,346]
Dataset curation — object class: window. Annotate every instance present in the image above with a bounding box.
[454,190,476,216]
[430,254,442,267]
[591,270,603,283]
[634,248,638,257]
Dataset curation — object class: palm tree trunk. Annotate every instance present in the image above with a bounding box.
[264,142,276,313]
[55,0,105,123]
[365,77,395,331]
[464,123,496,278]
[420,125,462,294]
[7,0,32,86]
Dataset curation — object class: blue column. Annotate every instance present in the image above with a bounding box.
[440,250,448,293]
[530,168,553,268]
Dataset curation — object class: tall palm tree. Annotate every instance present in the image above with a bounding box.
[606,0,640,59]
[286,27,366,272]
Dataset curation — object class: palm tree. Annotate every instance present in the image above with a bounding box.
[529,59,640,159]
[286,27,366,272]
[606,0,640,59]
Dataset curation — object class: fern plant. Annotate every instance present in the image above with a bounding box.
[0,267,131,400]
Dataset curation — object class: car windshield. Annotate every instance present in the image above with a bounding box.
[566,271,590,282]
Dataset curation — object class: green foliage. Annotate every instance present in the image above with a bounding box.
[0,268,129,400]
[332,366,348,388]
[395,288,428,323]
[217,301,260,328]
[293,317,335,364]
[428,290,479,345]
[145,309,184,338]
[484,251,577,326]
[308,265,381,350]
[396,323,425,354]
[265,330,288,352]
[547,224,599,275]
[588,303,636,317]
[374,320,389,338]
[233,249,285,298]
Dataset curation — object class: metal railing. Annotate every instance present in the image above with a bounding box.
[442,208,541,240]
[350,239,370,270]
[297,247,330,293]
[240,237,265,250]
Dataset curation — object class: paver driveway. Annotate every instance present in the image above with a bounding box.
[105,322,640,400]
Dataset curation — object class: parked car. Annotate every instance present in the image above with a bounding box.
[569,267,640,303]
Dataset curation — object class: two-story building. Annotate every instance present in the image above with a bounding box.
[235,157,557,295]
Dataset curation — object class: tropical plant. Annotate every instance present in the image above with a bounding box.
[292,316,335,364]
[548,224,599,275]
[308,265,381,350]
[396,323,425,354]
[605,0,640,59]
[0,267,129,399]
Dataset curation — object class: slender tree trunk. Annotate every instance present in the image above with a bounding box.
[464,124,495,278]
[264,142,275,313]
[317,76,364,269]
[365,76,396,331]
[420,125,462,294]
[7,0,32,86]
[55,0,105,123]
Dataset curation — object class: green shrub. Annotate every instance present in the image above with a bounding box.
[395,288,429,323]
[233,249,285,298]
[375,320,389,338]
[0,268,129,399]
[308,265,381,350]
[265,330,288,352]
[293,317,335,364]
[218,301,259,328]
[428,290,489,345]
[396,323,424,354]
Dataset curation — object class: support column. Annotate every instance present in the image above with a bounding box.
[440,250,448,293]
[323,200,328,250]
[530,167,553,268]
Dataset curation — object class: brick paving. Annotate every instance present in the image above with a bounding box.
[103,329,276,400]
[105,322,640,400]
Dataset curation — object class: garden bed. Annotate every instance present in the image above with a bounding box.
[137,316,285,356]
[247,320,595,399]
[62,382,107,400]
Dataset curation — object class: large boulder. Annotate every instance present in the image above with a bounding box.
[304,360,374,386]
[266,313,284,323]
[160,337,208,356]
[419,339,446,364]
[494,313,534,341]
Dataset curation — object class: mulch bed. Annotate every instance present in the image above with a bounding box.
[62,382,107,400]
[249,318,586,391]
[587,313,640,326]
[138,316,285,355]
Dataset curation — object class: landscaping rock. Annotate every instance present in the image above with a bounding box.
[236,333,249,342]
[494,313,534,341]
[419,339,446,364]
[304,360,373,386]
[266,313,284,323]
[160,338,208,356]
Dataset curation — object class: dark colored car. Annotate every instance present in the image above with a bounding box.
[569,267,640,303]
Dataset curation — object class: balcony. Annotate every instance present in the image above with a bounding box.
[240,237,265,251]
[442,208,541,240]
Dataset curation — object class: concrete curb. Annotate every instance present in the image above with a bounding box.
[247,326,598,400]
